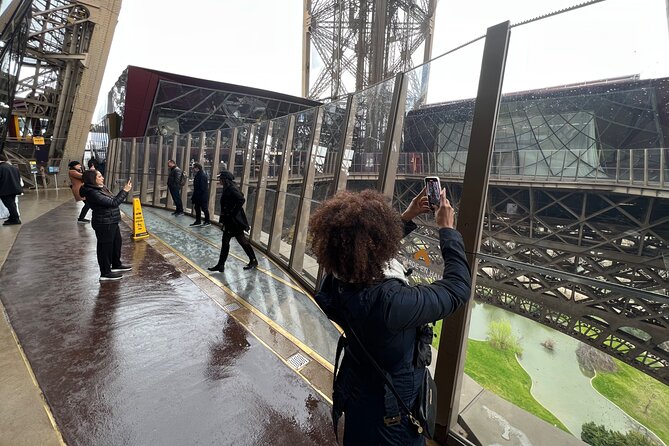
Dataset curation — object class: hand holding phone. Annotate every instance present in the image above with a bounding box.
[424,177,441,209]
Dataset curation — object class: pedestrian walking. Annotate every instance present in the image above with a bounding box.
[79,170,132,281]
[189,163,211,226]
[68,161,91,223]
[208,171,257,272]
[0,153,23,226]
[167,159,184,215]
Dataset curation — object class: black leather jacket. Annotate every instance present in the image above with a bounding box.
[79,184,128,226]
[167,165,182,187]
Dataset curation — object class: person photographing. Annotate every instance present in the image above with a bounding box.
[310,187,471,445]
[80,171,133,281]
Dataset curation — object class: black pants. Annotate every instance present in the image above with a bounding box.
[193,202,210,223]
[168,185,183,212]
[217,229,256,266]
[1,195,19,222]
[93,223,122,275]
[78,202,91,220]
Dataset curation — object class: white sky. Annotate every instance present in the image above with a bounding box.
[95,0,669,112]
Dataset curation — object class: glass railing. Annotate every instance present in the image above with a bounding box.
[104,1,669,444]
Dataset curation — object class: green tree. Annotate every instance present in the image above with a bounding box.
[581,422,658,446]
[487,319,523,355]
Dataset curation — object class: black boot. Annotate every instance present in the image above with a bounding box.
[243,259,258,270]
[208,264,224,272]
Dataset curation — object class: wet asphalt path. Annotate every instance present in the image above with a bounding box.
[0,202,334,445]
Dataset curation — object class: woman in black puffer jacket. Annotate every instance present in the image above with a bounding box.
[80,170,132,281]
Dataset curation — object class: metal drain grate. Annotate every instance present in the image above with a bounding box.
[223,302,241,312]
[287,352,310,371]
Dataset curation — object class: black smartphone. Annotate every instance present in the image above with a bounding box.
[424,177,441,208]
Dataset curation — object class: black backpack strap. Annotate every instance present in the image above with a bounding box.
[345,326,424,434]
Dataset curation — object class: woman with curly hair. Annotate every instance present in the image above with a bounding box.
[310,188,471,445]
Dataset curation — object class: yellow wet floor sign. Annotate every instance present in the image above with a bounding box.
[132,198,149,240]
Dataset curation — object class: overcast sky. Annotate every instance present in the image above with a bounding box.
[95,0,669,111]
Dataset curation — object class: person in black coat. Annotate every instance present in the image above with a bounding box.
[189,163,210,226]
[309,188,472,445]
[80,170,132,281]
[167,159,184,215]
[0,154,23,226]
[208,171,257,273]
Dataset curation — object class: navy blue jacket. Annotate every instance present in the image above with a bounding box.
[191,170,209,204]
[315,226,471,445]
[80,184,128,226]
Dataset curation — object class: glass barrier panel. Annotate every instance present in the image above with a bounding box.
[467,2,668,446]
[135,138,145,193]
[346,77,396,183]
[313,98,349,201]
[258,116,290,248]
[159,139,171,207]
[214,129,234,217]
[279,107,318,267]
[202,130,217,178]
[147,138,158,197]
[234,125,251,179]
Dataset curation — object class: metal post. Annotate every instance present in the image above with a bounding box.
[208,130,222,218]
[152,136,164,206]
[239,125,257,205]
[332,94,357,193]
[180,134,192,210]
[644,148,649,186]
[433,21,510,439]
[251,121,273,242]
[630,149,634,184]
[615,149,620,183]
[228,127,239,174]
[127,138,137,203]
[269,115,296,257]
[140,136,150,203]
[661,147,665,187]
[290,107,324,274]
[377,72,408,198]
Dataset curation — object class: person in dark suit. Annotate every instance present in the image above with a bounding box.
[208,171,257,273]
[80,170,132,281]
[189,163,210,226]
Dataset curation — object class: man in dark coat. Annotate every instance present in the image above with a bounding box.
[208,171,257,272]
[189,163,210,226]
[167,159,184,215]
[0,154,23,226]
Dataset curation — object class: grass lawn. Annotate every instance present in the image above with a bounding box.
[591,359,669,445]
[463,339,569,432]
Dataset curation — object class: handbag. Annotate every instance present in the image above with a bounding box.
[344,325,437,439]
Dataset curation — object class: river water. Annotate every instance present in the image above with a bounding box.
[467,301,663,443]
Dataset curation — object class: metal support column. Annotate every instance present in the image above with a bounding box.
[208,130,222,217]
[433,21,510,441]
[332,94,358,194]
[127,138,137,203]
[180,135,192,210]
[251,121,273,242]
[239,125,257,205]
[140,136,151,204]
[152,136,164,206]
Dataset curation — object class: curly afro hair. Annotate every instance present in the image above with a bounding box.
[309,189,403,284]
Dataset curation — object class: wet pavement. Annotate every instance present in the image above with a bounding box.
[0,201,336,445]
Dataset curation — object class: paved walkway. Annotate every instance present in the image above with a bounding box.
[0,192,336,445]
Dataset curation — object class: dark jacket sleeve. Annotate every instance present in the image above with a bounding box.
[225,187,245,216]
[84,187,128,208]
[383,228,471,332]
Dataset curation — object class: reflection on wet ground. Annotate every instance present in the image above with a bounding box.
[0,201,335,445]
[124,203,340,363]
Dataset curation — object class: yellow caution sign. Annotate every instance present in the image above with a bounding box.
[132,198,149,240]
